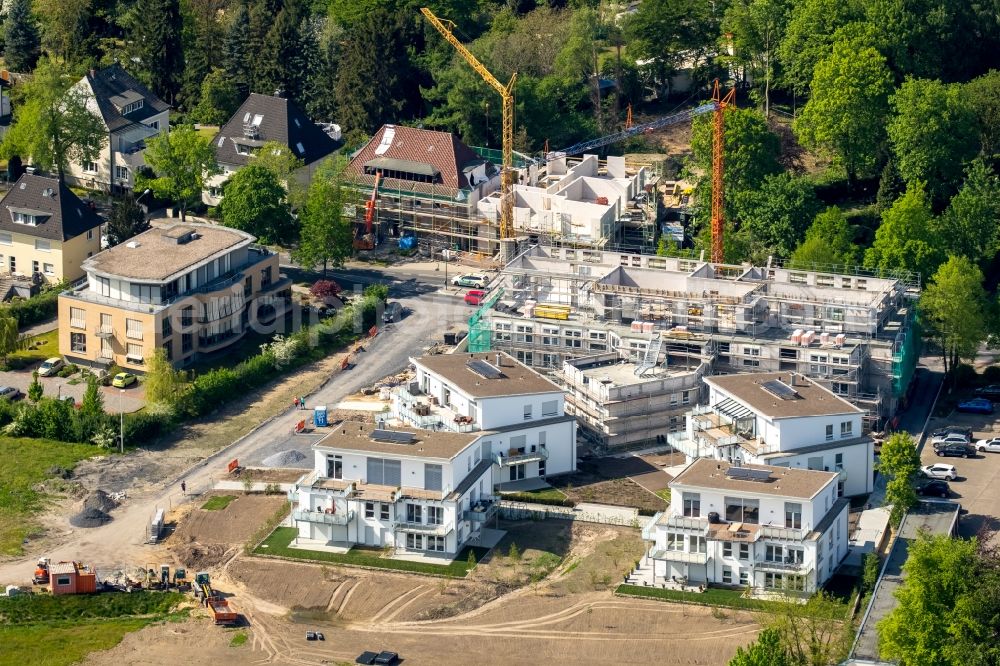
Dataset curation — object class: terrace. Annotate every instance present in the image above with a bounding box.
[391,385,479,434]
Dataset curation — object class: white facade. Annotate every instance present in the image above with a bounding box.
[643,459,850,594]
[293,430,496,559]
[391,353,578,484]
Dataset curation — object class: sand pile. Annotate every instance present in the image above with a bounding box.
[70,507,112,528]
[262,449,307,467]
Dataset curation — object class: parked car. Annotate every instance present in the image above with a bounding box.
[935,442,976,458]
[932,432,972,447]
[111,372,137,388]
[305,631,317,641]
[374,652,400,666]
[38,358,64,377]
[0,386,23,401]
[976,438,1000,453]
[464,289,487,306]
[921,463,958,480]
[916,479,951,498]
[975,384,1000,398]
[957,398,994,414]
[931,425,974,440]
[382,301,403,323]
[451,273,489,289]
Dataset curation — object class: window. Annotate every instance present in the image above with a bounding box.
[510,463,526,481]
[261,266,272,288]
[426,535,445,552]
[56,576,71,586]
[181,307,194,327]
[70,332,86,353]
[161,317,172,338]
[523,404,533,420]
[31,260,38,274]
[514,324,534,343]
[841,421,853,437]
[739,570,749,585]
[83,161,98,173]
[325,455,342,479]
[121,99,144,114]
[742,358,760,368]
[295,142,305,155]
[738,543,750,560]
[682,492,701,517]
[725,497,760,524]
[779,347,798,360]
[688,535,707,553]
[8,256,14,272]
[125,318,143,340]
[34,239,50,252]
[744,345,761,356]
[380,504,390,520]
[405,533,423,550]
[785,503,802,529]
[424,464,442,491]
[365,502,375,519]
[43,263,54,275]
[181,333,193,353]
[541,400,558,417]
[722,542,733,558]
[665,533,684,551]
[538,459,546,476]
[406,504,423,524]
[70,308,85,329]
[789,272,807,284]
[148,120,159,131]
[825,424,834,441]
[722,566,733,584]
[832,382,849,396]
[14,212,38,225]
[367,458,401,486]
[835,453,844,469]
[114,165,129,181]
[765,544,783,562]
[126,343,143,364]
[0,232,10,245]
[427,506,443,525]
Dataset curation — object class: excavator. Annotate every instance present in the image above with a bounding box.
[354,171,381,250]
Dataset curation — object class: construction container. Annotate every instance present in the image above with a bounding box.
[642,322,655,334]
[533,304,571,321]
[820,332,830,345]
[49,562,97,595]
[149,508,164,544]
[835,333,846,347]
[314,405,328,427]
[631,321,642,332]
[791,329,804,344]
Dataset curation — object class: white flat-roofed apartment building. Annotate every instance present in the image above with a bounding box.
[643,458,850,595]
[292,423,497,558]
[390,352,577,485]
[476,245,919,447]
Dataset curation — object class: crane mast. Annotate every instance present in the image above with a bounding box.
[420,7,516,249]
[711,81,735,264]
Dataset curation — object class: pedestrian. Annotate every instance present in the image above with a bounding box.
[181,481,186,494]
[300,396,306,410]
[293,396,300,409]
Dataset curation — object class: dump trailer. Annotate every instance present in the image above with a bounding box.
[33,558,50,584]
[208,597,238,626]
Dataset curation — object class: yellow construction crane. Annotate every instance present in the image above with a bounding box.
[420,7,515,244]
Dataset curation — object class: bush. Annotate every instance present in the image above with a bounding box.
[56,363,79,378]
[101,364,123,387]
[121,411,171,443]
[4,284,66,328]
[501,492,575,508]
[952,363,978,388]
[982,365,1000,382]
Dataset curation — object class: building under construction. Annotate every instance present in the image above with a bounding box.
[469,246,920,450]
[345,125,662,259]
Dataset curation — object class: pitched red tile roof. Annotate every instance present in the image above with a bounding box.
[346,125,488,190]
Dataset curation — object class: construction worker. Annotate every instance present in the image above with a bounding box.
[181,481,186,494]
[293,396,300,409]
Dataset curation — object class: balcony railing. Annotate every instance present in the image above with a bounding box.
[641,512,663,540]
[499,445,548,465]
[293,508,354,526]
[94,325,114,338]
[759,525,807,541]
[463,499,497,523]
[395,521,453,536]
[649,548,710,564]
[756,557,810,573]
[662,515,710,534]
[392,386,479,433]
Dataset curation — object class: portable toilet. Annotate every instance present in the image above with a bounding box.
[314,405,328,427]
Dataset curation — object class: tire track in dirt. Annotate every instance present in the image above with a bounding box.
[377,585,438,624]
[367,584,430,624]
[335,578,361,616]
[324,579,351,613]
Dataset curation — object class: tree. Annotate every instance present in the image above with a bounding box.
[732,172,821,262]
[27,371,42,403]
[33,0,90,63]
[728,627,788,666]
[691,106,782,195]
[722,0,791,117]
[3,0,40,72]
[0,58,106,177]
[887,78,980,203]
[293,157,354,275]
[793,32,893,186]
[864,183,942,279]
[0,310,20,365]
[921,256,989,379]
[178,0,226,111]
[778,0,862,97]
[253,141,302,183]
[789,207,859,270]
[144,347,181,406]
[936,159,1000,267]
[878,532,982,665]
[966,70,1000,166]
[218,164,295,244]
[142,125,219,221]
[309,280,342,300]
[222,1,252,97]
[875,158,905,216]
[877,432,921,526]
[192,68,241,126]
[104,198,149,247]
[769,593,853,666]
[127,0,184,104]
[78,375,105,441]
[259,5,316,106]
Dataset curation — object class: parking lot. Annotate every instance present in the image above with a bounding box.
[921,410,1000,539]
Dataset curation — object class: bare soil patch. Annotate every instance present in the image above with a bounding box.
[550,452,683,512]
[169,494,286,547]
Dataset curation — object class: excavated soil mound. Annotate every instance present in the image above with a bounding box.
[70,507,112,528]
[82,490,117,513]
[262,449,307,467]
[173,543,230,570]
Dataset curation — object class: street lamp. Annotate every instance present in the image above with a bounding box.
[119,389,125,454]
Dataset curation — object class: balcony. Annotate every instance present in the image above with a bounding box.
[649,549,710,565]
[661,515,711,535]
[293,508,354,526]
[756,556,811,573]
[95,325,114,338]
[392,386,479,433]
[96,349,114,362]
[759,525,807,541]
[641,512,663,540]
[499,445,548,466]
[396,521,453,536]
[463,499,497,523]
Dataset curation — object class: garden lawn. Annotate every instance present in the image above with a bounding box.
[10,329,59,365]
[0,437,100,555]
[202,495,237,511]
[501,486,569,503]
[256,527,489,578]
[616,584,850,618]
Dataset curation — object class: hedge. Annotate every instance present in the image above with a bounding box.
[500,492,576,508]
[6,284,66,328]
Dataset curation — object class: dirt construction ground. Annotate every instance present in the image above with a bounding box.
[81,496,761,665]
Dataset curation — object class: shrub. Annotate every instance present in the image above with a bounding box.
[952,363,977,388]
[982,365,1000,382]
[501,492,575,508]
[121,410,171,444]
[309,280,342,300]
[4,283,66,327]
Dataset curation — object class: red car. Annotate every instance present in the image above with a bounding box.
[464,289,486,305]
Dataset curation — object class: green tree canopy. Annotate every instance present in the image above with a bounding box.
[0,310,20,364]
[141,125,219,220]
[887,78,980,203]
[218,163,295,245]
[3,0,41,72]
[864,182,942,279]
[936,159,1000,266]
[143,347,182,406]
[293,157,355,276]
[126,0,184,104]
[877,432,921,525]
[33,0,90,64]
[259,4,316,107]
[104,198,149,248]
[778,0,862,97]
[722,0,791,117]
[966,70,1000,165]
[793,28,893,185]
[789,207,859,270]
[253,141,303,184]
[921,256,989,378]
[728,627,789,666]
[192,68,241,127]
[0,58,106,177]
[732,172,821,262]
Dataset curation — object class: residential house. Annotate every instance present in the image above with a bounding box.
[0,173,102,283]
[64,65,170,192]
[667,372,874,497]
[58,223,290,371]
[292,423,497,559]
[642,458,850,594]
[203,93,338,205]
[390,352,577,485]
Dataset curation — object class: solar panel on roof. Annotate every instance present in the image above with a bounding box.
[762,379,800,400]
[726,466,773,482]
[467,359,503,379]
[371,429,414,443]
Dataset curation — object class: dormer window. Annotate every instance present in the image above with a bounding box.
[122,99,144,115]
[235,143,253,156]
[13,212,40,226]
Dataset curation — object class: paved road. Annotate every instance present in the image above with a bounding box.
[0,273,470,585]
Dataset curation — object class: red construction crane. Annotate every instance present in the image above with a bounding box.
[364,170,382,233]
[711,81,736,264]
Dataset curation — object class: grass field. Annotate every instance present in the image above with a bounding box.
[616,584,850,618]
[257,526,489,578]
[11,329,59,365]
[202,495,237,511]
[0,437,100,555]
[0,592,184,666]
[501,486,569,503]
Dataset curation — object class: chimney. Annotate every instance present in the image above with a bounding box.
[495,353,501,367]
[89,69,95,78]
